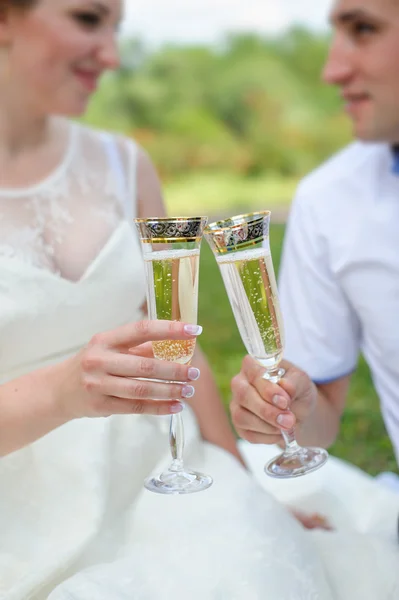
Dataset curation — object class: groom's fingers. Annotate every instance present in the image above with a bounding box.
[240,355,293,407]
[232,406,283,445]
[231,372,296,432]
[232,405,280,435]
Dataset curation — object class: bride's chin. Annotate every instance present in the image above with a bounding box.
[52,106,88,119]
[49,96,91,119]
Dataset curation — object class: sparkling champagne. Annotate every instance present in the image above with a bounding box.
[216,246,284,370]
[145,248,200,364]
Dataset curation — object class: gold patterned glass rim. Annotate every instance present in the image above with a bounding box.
[204,210,271,254]
[134,216,208,243]
[205,210,271,232]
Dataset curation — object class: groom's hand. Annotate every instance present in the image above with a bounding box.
[230,356,317,445]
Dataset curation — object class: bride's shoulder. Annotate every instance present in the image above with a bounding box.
[73,121,139,165]
[74,122,158,181]
[71,121,164,215]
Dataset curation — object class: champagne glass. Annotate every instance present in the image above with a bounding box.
[204,211,328,479]
[135,215,213,494]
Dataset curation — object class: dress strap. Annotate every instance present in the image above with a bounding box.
[101,132,136,222]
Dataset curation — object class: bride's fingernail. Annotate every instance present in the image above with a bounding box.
[184,325,203,336]
[188,368,201,381]
[181,385,195,399]
[277,414,295,429]
[170,402,184,414]
[273,395,288,410]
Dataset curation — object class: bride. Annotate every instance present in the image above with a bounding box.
[0,1,398,599]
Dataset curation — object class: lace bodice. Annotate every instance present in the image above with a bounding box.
[0,122,146,381]
[0,121,136,282]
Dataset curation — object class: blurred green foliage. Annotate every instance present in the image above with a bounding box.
[163,172,298,215]
[84,28,351,181]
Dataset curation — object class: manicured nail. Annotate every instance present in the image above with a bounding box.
[181,385,195,399]
[277,414,295,429]
[184,324,203,336]
[170,402,184,414]
[188,367,201,381]
[273,395,288,410]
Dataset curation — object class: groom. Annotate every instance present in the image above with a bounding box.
[230,0,399,483]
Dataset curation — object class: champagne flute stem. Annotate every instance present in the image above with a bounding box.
[263,368,301,454]
[169,411,184,472]
[281,429,301,454]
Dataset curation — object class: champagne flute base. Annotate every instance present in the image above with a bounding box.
[264,447,328,479]
[144,469,213,495]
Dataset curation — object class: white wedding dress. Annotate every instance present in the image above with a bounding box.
[0,120,398,600]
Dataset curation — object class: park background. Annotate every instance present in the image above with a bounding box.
[82,1,397,474]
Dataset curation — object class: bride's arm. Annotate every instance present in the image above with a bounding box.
[0,321,203,457]
[0,362,72,457]
[136,147,244,466]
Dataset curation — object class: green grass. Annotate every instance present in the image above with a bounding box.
[164,172,298,217]
[199,224,397,476]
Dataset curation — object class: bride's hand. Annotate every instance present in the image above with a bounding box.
[61,320,203,419]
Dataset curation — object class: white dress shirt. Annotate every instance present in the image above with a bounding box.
[279,141,399,462]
